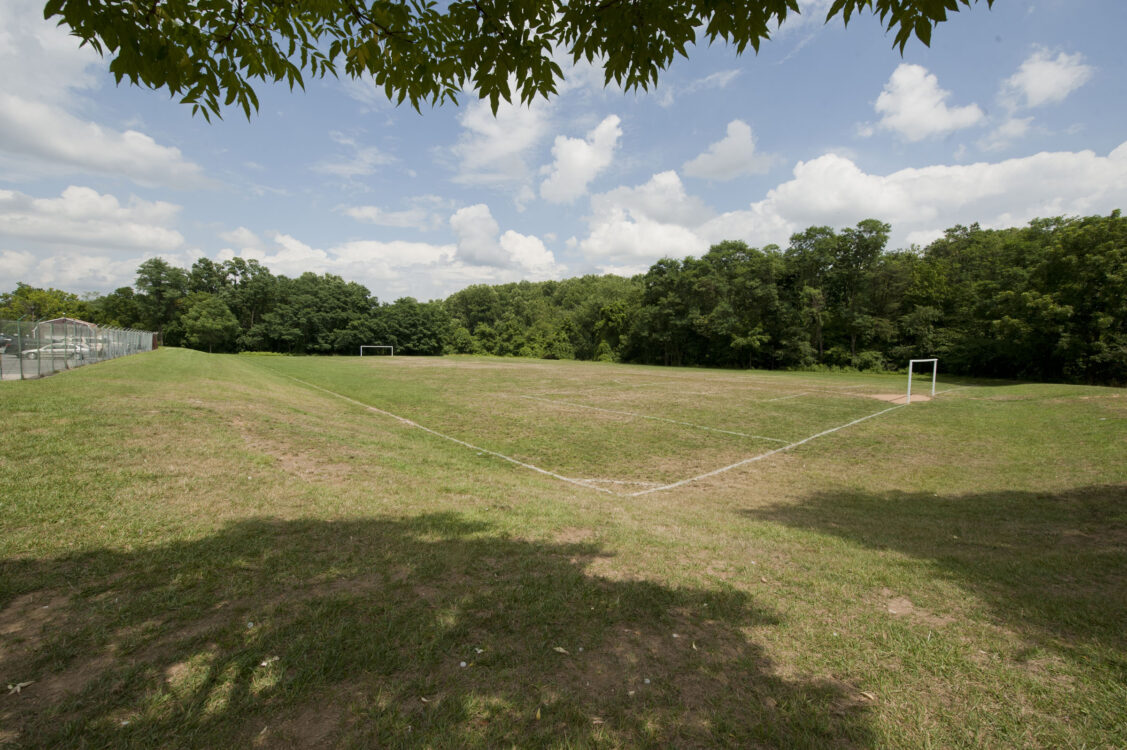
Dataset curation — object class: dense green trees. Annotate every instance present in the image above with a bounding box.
[134,258,189,342]
[5,210,1123,384]
[444,275,640,359]
[0,282,89,320]
[903,212,1127,382]
[181,293,240,353]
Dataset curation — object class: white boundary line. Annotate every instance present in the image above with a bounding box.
[626,404,906,496]
[516,394,790,444]
[281,374,914,498]
[934,385,972,395]
[283,375,619,495]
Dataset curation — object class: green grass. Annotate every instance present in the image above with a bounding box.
[1,348,1124,748]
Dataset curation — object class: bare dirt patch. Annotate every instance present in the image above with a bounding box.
[869,393,930,404]
[880,590,953,628]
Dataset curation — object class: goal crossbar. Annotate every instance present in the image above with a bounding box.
[907,358,937,404]
[360,345,394,356]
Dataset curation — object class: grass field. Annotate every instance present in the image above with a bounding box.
[1,348,1125,748]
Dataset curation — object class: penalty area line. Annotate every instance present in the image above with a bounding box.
[629,404,907,497]
[282,375,621,496]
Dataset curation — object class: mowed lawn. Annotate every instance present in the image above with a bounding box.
[1,348,1124,748]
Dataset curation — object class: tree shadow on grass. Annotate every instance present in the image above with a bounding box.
[742,484,1127,675]
[1,514,874,748]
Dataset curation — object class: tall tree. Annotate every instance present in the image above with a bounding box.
[784,226,837,362]
[134,258,189,338]
[223,258,277,333]
[831,219,890,358]
[181,293,241,353]
[188,258,230,295]
[634,258,694,366]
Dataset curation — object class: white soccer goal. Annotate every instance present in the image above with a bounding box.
[360,345,394,356]
[906,358,937,404]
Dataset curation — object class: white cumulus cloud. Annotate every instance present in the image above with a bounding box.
[0,0,100,103]
[215,213,562,301]
[579,172,713,268]
[0,94,209,188]
[683,120,776,181]
[220,234,457,285]
[0,186,184,251]
[1003,49,1094,109]
[539,115,623,203]
[0,0,208,188]
[702,142,1127,249]
[13,252,150,292]
[574,143,1127,270]
[451,98,551,186]
[595,170,714,227]
[450,204,562,276]
[450,204,504,266]
[0,250,38,279]
[873,64,984,142]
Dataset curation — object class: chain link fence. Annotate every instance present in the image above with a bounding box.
[0,317,157,381]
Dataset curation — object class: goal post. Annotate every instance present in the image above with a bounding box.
[906,358,938,404]
[360,345,394,356]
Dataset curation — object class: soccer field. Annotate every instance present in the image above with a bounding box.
[1,349,1124,748]
[251,355,953,494]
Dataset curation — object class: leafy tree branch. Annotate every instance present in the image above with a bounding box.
[44,0,994,118]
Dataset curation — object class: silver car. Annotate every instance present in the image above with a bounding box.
[21,343,90,360]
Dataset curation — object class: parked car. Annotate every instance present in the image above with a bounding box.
[20,343,90,360]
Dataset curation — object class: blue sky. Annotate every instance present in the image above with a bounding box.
[2,0,1125,301]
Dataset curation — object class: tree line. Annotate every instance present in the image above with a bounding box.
[2,211,1123,384]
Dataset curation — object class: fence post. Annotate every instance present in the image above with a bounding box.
[17,319,24,380]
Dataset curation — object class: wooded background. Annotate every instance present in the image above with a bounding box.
[4,211,1123,384]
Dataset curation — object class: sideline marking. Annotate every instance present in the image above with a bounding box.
[517,394,790,444]
[627,404,906,496]
[283,375,619,495]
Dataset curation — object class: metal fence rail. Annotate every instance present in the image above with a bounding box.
[0,317,156,381]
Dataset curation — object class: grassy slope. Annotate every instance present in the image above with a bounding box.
[0,348,1124,748]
